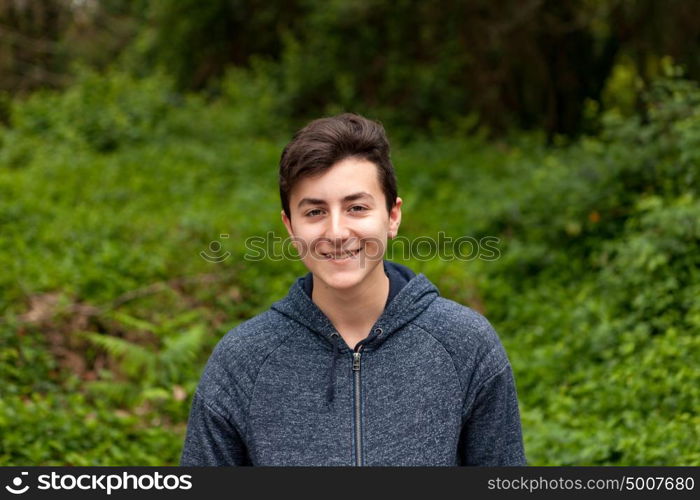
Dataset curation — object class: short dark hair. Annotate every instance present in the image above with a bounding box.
[279,113,398,219]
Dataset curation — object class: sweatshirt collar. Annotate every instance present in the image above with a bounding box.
[271,260,440,352]
[300,259,412,309]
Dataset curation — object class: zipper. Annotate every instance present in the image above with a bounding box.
[352,343,364,466]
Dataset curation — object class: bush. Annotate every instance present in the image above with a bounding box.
[7,69,177,153]
[1,70,698,465]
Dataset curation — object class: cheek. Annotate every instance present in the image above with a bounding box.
[357,214,390,232]
[359,222,389,258]
[355,217,388,235]
[285,225,313,252]
[363,237,387,260]
[294,227,333,256]
[293,226,317,239]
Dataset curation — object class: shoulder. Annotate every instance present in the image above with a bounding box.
[414,297,510,386]
[196,308,292,409]
[211,309,290,363]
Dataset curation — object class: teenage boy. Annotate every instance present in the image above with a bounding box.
[181,113,526,466]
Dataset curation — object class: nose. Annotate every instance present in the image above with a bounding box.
[324,209,352,247]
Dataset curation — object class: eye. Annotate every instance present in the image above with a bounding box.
[349,205,368,213]
[305,209,324,217]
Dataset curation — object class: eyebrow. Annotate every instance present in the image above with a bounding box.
[297,191,374,209]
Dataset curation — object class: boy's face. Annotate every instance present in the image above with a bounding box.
[281,157,402,291]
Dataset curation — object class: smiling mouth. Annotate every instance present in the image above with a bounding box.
[321,248,362,260]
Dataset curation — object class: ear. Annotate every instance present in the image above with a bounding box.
[281,209,293,238]
[388,197,402,239]
[281,210,301,252]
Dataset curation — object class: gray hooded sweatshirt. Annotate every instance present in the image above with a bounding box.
[180,260,526,466]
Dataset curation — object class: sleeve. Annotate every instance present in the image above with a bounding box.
[180,391,252,466]
[458,362,527,465]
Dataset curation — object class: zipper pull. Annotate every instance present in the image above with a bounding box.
[352,345,363,371]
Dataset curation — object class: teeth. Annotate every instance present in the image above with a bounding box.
[323,249,360,259]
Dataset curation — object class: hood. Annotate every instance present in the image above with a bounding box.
[271,260,440,405]
[271,260,440,352]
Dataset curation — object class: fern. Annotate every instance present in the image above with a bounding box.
[79,331,155,380]
[158,311,203,332]
[79,313,211,408]
[108,312,158,333]
[160,325,206,371]
[86,379,133,405]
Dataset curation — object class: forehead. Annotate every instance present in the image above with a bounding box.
[290,157,382,203]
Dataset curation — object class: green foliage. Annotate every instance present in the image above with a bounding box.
[1,69,698,465]
[129,0,700,137]
[468,77,700,465]
[6,1,700,137]
[80,311,208,415]
[7,68,176,153]
[0,391,182,466]
[136,0,300,89]
[393,75,700,465]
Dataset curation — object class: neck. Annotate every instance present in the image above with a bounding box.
[311,261,389,346]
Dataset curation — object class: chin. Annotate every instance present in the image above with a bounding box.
[308,259,381,291]
[314,268,366,290]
